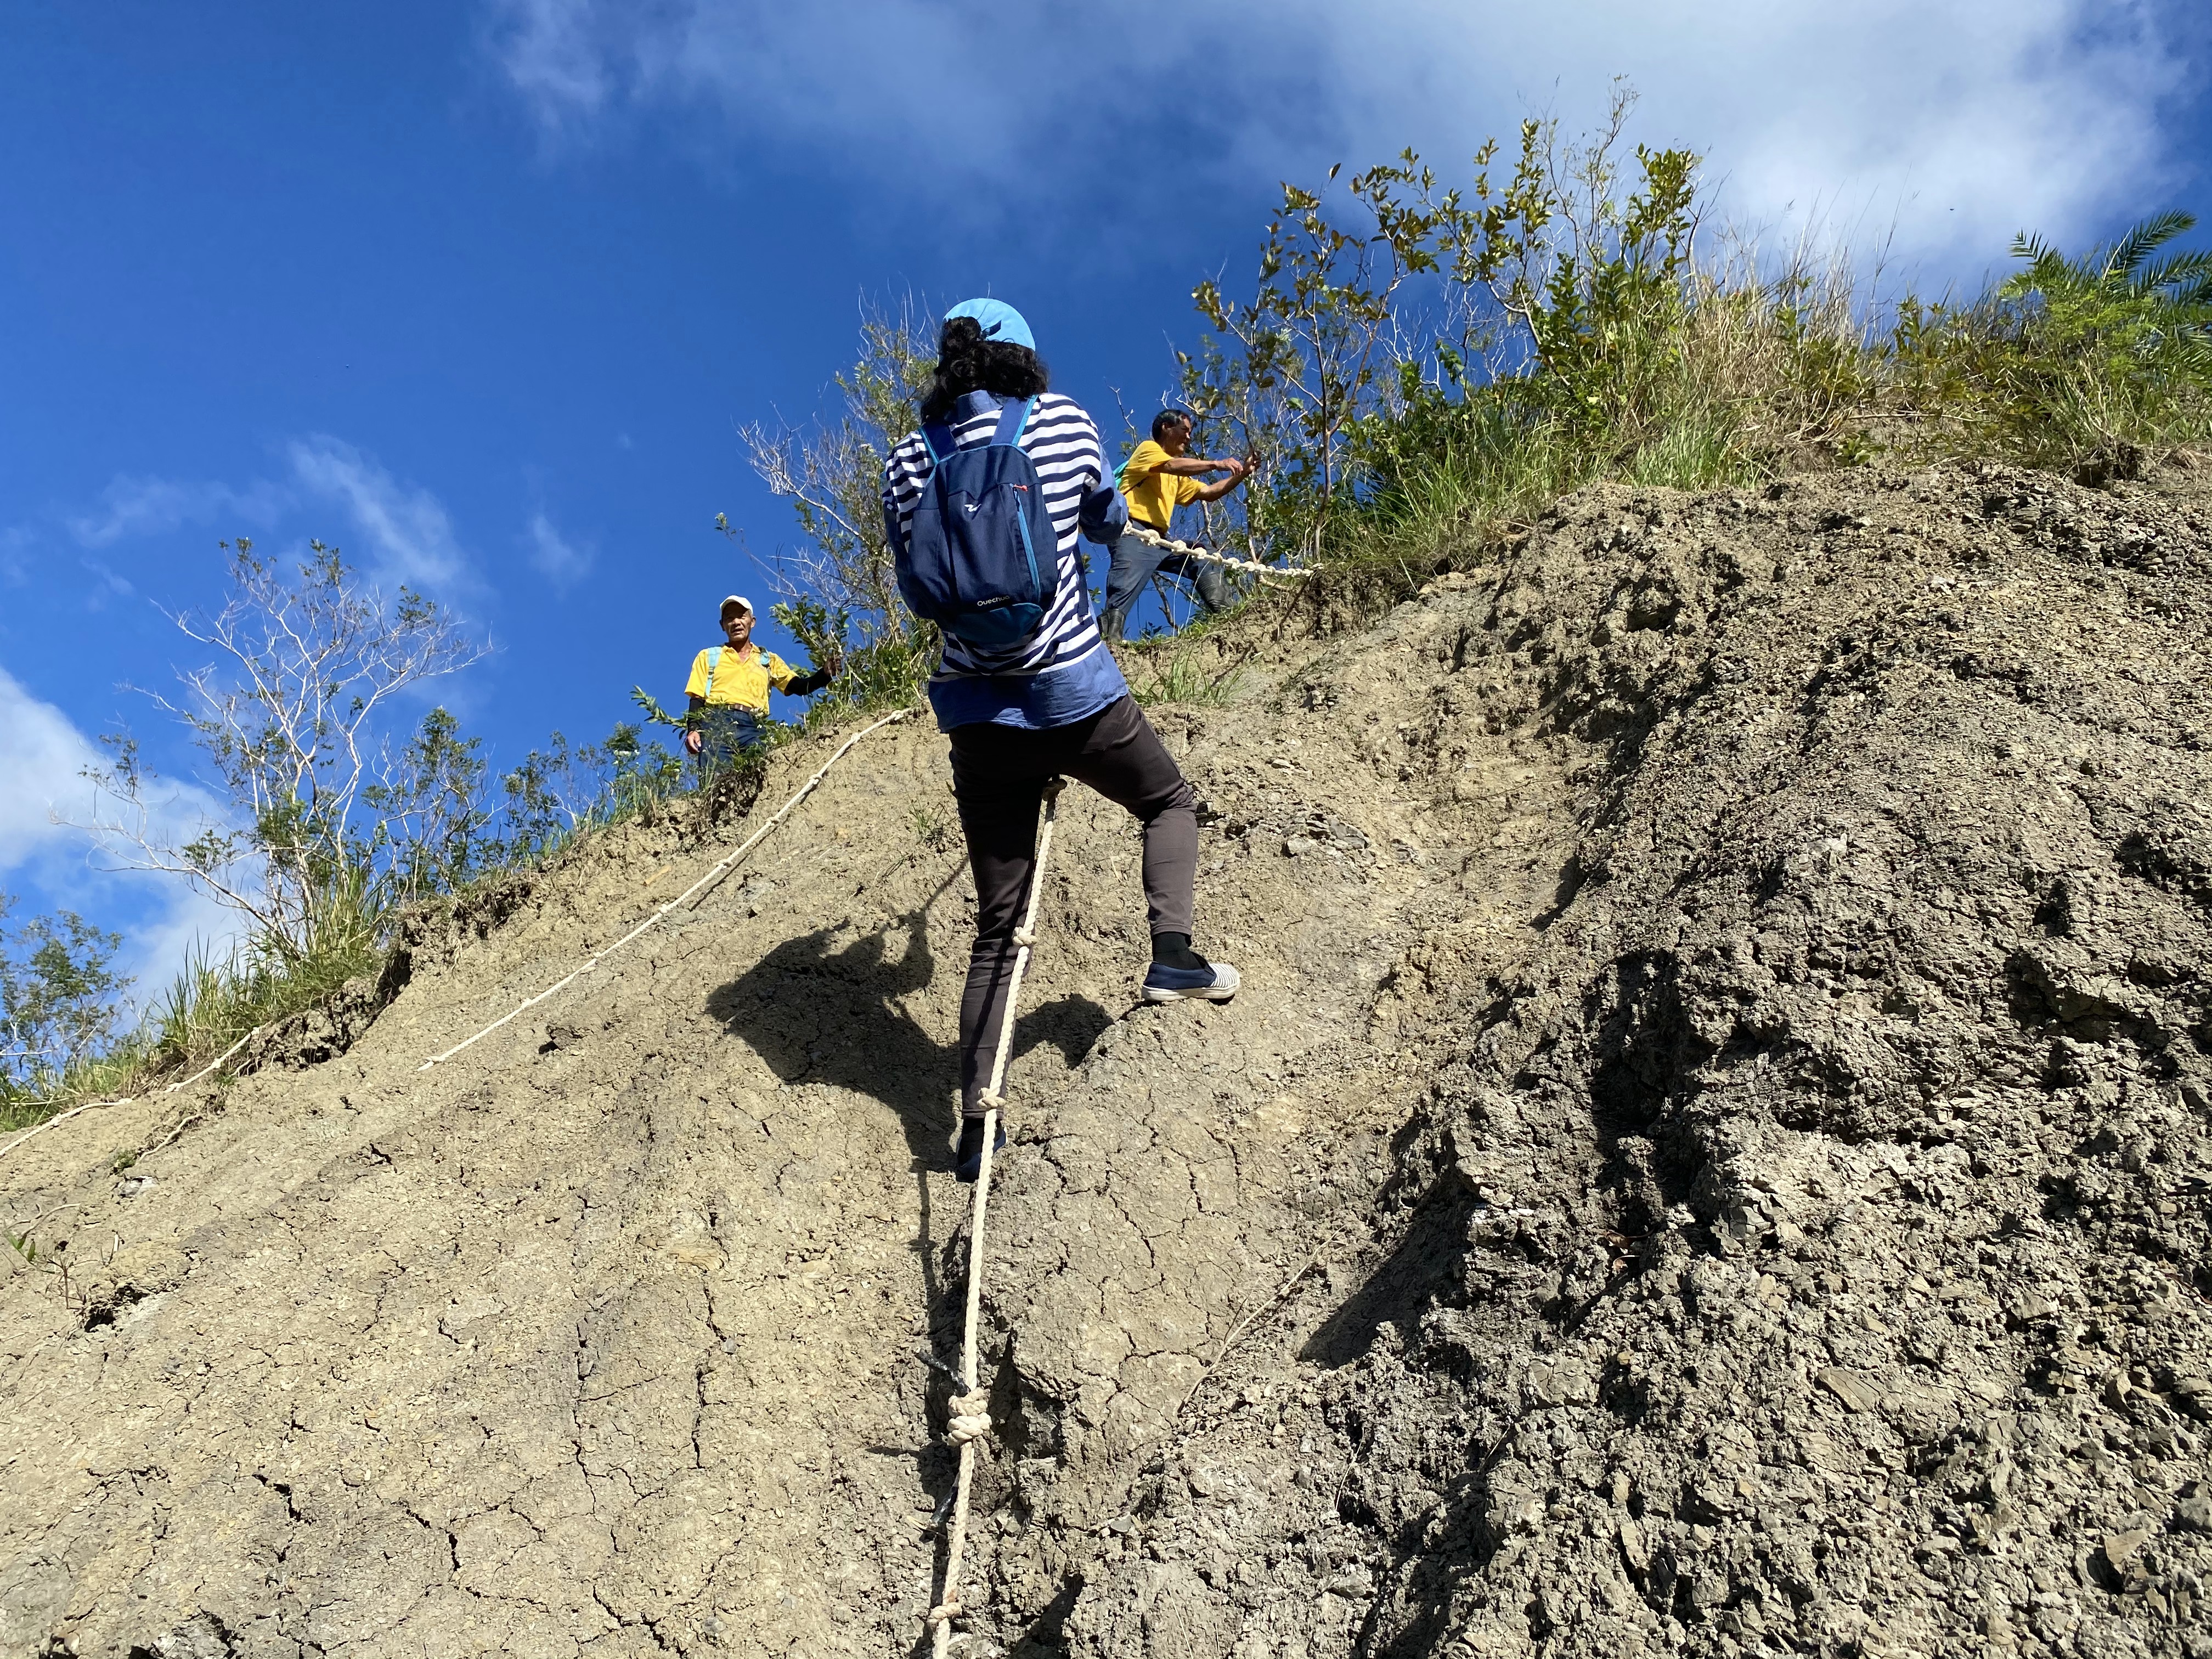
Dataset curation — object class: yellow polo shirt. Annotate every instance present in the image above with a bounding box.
[1118,440,1205,533]
[685,644,799,713]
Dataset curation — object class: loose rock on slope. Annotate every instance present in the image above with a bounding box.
[2,459,2209,1659]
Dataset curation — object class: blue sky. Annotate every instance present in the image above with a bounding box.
[3,0,2207,1004]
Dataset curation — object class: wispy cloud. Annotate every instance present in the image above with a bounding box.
[0,665,240,1003]
[481,0,2205,268]
[77,556,139,609]
[7,437,483,603]
[65,475,289,549]
[490,0,624,121]
[524,511,595,591]
[286,435,476,595]
[0,664,104,872]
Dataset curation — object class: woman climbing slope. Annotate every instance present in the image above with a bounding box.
[881,300,1240,1182]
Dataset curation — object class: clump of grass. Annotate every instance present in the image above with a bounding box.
[1128,645,1250,707]
[1887,212,2212,478]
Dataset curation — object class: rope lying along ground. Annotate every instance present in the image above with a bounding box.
[927,777,1064,1653]
[1124,521,1310,580]
[0,709,916,1167]
[417,707,912,1074]
[0,1022,271,1168]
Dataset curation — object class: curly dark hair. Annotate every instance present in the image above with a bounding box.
[918,315,1051,423]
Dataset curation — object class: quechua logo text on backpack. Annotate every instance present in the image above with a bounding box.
[894,395,1057,650]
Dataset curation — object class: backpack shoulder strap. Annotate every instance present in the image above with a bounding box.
[990,396,1035,449]
[921,396,1029,466]
[704,645,723,698]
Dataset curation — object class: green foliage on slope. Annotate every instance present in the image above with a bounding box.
[1166,93,2212,623]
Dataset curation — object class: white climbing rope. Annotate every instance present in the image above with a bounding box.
[927,776,1064,1653]
[417,708,911,1074]
[0,1022,272,1167]
[1125,521,1310,580]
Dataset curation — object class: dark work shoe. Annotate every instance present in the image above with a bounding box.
[955,1116,1008,1184]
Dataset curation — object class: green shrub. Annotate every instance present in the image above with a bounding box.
[1169,93,2209,623]
[0,900,134,1124]
[1891,212,2212,476]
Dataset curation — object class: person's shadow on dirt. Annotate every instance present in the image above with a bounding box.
[705,907,1113,1173]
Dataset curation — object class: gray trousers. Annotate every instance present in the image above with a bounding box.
[948,696,1197,1116]
[1099,527,1229,642]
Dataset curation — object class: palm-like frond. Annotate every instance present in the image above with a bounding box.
[2138,246,2212,305]
[2004,213,2210,313]
[2106,210,2196,283]
[2001,233,2074,300]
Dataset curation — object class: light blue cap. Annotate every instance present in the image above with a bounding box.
[944,297,1035,351]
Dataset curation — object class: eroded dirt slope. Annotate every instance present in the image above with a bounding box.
[3,459,2210,1659]
[984,461,2212,1659]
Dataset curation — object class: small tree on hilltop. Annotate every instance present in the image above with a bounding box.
[75,538,488,970]
[729,300,939,717]
[0,896,131,1103]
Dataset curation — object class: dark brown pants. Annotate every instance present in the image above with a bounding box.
[949,696,1197,1116]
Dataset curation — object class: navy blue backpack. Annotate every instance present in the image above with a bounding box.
[894,395,1058,650]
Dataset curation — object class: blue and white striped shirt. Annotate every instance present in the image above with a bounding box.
[883,390,1128,731]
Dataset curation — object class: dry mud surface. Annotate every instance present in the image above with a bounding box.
[4,460,2211,1659]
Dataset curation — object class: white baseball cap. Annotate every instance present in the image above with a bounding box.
[719,594,754,617]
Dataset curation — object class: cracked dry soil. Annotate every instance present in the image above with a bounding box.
[5,459,2212,1659]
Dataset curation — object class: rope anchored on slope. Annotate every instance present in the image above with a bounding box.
[926,776,1064,1652]
[0,1022,273,1169]
[417,707,911,1074]
[1124,521,1310,582]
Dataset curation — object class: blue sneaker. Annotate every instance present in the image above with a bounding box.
[955,1116,1007,1183]
[1142,957,1242,1004]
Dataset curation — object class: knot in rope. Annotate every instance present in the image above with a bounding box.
[926,1601,963,1626]
[1011,927,1037,948]
[1125,522,1308,580]
[945,1387,993,1446]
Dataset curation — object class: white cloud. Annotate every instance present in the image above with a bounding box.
[65,475,289,549]
[0,664,102,872]
[482,0,2204,270]
[286,435,476,595]
[492,0,624,120]
[0,665,240,1007]
[524,511,595,591]
[7,439,479,604]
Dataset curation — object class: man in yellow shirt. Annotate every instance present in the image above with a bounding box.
[1099,409,1251,643]
[682,594,839,769]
